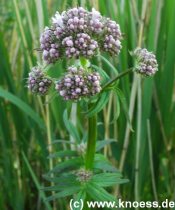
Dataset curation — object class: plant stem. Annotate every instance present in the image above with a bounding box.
[85,68,132,170]
[102,68,133,91]
[85,104,97,170]
[46,96,56,210]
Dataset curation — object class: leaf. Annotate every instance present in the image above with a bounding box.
[0,87,45,129]
[112,95,121,121]
[98,55,118,74]
[73,190,87,210]
[74,189,86,201]
[86,182,117,202]
[115,88,133,131]
[48,157,83,174]
[96,139,117,152]
[92,173,129,187]
[63,109,81,142]
[45,186,81,201]
[94,154,118,172]
[43,173,76,184]
[86,91,110,117]
[41,180,80,191]
[47,150,78,159]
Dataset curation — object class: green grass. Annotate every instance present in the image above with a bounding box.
[0,0,175,209]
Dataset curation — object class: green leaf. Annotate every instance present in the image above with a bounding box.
[96,139,117,152]
[86,182,117,202]
[86,91,110,117]
[112,95,121,121]
[43,173,76,184]
[115,88,133,131]
[48,157,83,174]
[73,190,87,210]
[74,189,86,201]
[42,180,80,191]
[94,154,117,172]
[98,55,118,74]
[63,109,81,142]
[45,186,81,201]
[0,87,45,129]
[92,173,129,187]
[47,150,78,159]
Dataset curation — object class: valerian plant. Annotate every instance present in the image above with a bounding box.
[27,7,158,207]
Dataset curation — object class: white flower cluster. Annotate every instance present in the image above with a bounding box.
[27,67,52,95]
[134,48,158,76]
[55,66,101,100]
[40,7,122,63]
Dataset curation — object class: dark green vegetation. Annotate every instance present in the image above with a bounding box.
[0,0,175,210]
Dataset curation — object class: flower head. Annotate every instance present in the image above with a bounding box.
[39,7,122,64]
[103,35,121,55]
[74,168,92,183]
[40,27,61,63]
[27,66,52,95]
[55,66,101,100]
[133,48,158,76]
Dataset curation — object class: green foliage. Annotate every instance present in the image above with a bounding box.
[85,91,110,117]
[42,150,127,203]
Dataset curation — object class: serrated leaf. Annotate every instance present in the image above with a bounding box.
[73,190,87,210]
[86,92,110,117]
[96,139,117,152]
[86,182,117,202]
[43,173,76,184]
[92,173,129,187]
[63,109,81,142]
[47,150,78,159]
[48,157,83,174]
[42,180,80,191]
[94,154,117,172]
[45,186,81,201]
[115,88,133,131]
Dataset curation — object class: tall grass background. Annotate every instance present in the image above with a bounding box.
[0,0,175,209]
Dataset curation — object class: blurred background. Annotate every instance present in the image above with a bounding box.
[0,0,175,209]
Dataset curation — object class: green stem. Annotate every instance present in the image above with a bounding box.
[85,104,97,170]
[102,68,133,91]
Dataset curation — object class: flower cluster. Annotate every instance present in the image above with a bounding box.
[74,168,92,183]
[62,33,98,58]
[134,48,158,76]
[55,66,101,100]
[40,27,60,63]
[27,67,52,95]
[40,7,122,63]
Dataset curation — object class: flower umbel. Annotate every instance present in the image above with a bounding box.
[75,168,93,183]
[133,48,158,76]
[27,66,52,95]
[39,7,122,64]
[55,66,101,100]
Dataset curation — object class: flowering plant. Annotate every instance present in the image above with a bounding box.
[27,7,158,205]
